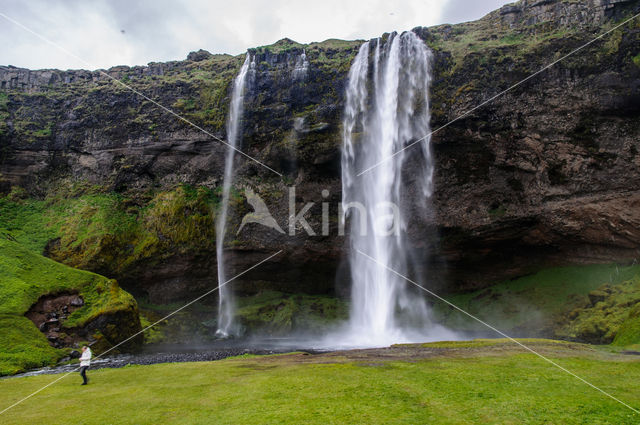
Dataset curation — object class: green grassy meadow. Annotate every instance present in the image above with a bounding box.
[0,340,639,424]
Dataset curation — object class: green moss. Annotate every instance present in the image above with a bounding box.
[307,38,362,50]
[249,37,362,76]
[0,184,221,279]
[0,316,61,376]
[488,205,506,217]
[556,277,640,344]
[236,291,348,335]
[2,52,243,140]
[433,264,640,337]
[613,303,640,346]
[404,338,574,349]
[0,237,138,374]
[173,98,197,111]
[185,75,232,130]
[31,125,52,138]
[138,311,166,345]
[633,53,640,67]
[254,38,305,54]
[429,21,572,74]
[141,185,218,248]
[10,118,54,142]
[0,92,8,110]
[0,197,59,252]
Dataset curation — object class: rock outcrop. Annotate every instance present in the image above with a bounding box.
[25,291,141,351]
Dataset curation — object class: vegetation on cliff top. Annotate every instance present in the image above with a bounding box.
[426,5,640,122]
[1,35,362,143]
[0,237,138,375]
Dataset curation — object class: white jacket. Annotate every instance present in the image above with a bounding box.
[79,348,92,367]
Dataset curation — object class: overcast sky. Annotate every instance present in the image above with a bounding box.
[0,0,511,70]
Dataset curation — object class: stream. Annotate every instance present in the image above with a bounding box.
[4,338,326,379]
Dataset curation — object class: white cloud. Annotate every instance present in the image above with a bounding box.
[0,0,511,70]
[439,0,512,24]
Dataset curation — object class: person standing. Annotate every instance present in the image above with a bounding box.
[79,345,92,385]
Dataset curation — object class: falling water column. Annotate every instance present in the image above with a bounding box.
[216,54,254,338]
[341,32,434,347]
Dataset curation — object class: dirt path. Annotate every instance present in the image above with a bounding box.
[251,339,640,366]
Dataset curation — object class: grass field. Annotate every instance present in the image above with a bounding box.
[0,339,639,424]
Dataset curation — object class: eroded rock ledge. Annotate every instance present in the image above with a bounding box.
[25,291,142,352]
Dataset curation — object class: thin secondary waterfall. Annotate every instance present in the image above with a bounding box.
[293,49,308,80]
[341,32,435,346]
[216,53,253,338]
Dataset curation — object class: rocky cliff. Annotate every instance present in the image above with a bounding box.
[1,0,640,303]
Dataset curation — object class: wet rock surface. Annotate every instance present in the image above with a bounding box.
[24,291,143,352]
[25,293,85,348]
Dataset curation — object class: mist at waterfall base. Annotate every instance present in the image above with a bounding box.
[213,33,460,350]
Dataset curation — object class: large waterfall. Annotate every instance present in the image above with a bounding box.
[340,32,440,347]
[216,53,254,338]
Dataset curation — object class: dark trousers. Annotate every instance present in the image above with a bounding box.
[80,366,89,384]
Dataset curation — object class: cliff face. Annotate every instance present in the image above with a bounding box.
[424,0,640,288]
[1,0,639,302]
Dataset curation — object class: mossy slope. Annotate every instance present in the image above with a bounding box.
[0,184,220,285]
[236,290,348,335]
[435,264,640,345]
[0,237,139,375]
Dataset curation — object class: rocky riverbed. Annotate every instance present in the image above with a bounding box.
[5,339,317,378]
[10,337,640,380]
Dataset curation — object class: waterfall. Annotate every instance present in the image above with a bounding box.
[293,49,308,80]
[340,32,437,347]
[216,53,254,338]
